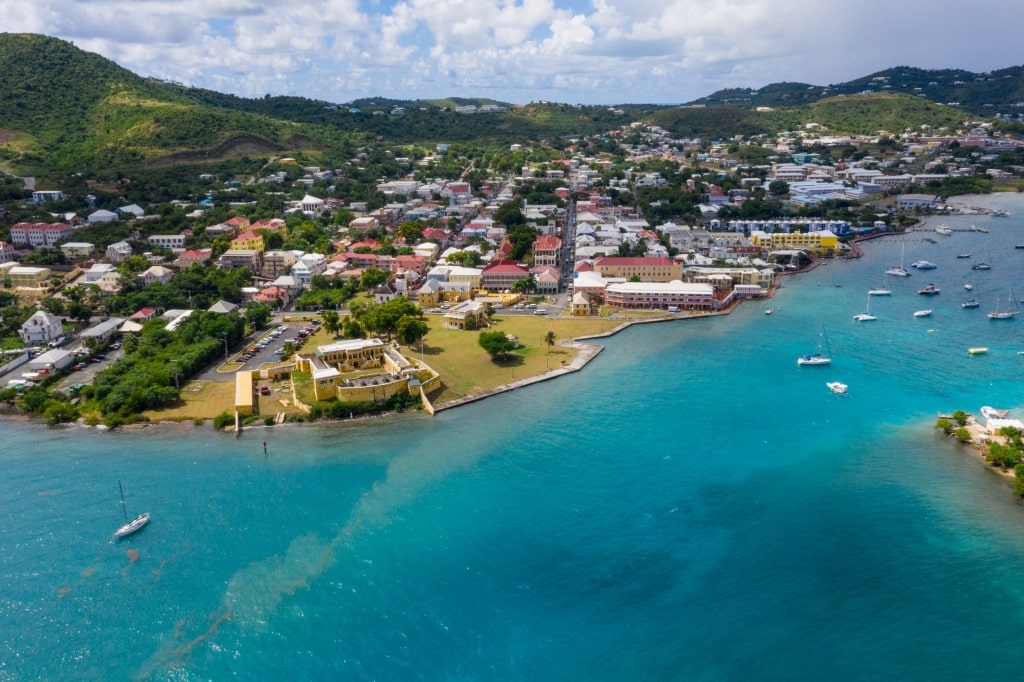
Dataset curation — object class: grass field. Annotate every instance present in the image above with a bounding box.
[415,313,624,404]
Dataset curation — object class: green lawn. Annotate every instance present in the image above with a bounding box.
[413,313,623,405]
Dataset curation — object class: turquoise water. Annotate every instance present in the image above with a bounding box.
[5,196,1024,680]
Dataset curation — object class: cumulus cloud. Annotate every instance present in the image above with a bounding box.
[2,0,1022,104]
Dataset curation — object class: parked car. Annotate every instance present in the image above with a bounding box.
[260,386,271,396]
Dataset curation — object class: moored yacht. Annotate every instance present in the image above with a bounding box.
[912,260,937,270]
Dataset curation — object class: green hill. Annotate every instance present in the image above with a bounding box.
[0,33,316,172]
[0,32,1015,177]
[692,65,1024,117]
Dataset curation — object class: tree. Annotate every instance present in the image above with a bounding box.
[511,274,537,295]
[544,331,556,350]
[768,180,790,197]
[396,317,429,346]
[322,310,340,337]
[478,330,516,360]
[494,200,526,228]
[361,268,389,291]
[243,303,272,331]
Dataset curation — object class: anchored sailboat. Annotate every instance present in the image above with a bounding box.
[853,294,877,321]
[112,481,150,541]
[798,326,833,366]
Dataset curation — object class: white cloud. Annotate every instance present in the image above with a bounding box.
[1,0,1022,104]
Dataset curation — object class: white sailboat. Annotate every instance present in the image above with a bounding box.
[112,481,150,541]
[868,274,892,296]
[886,243,910,277]
[988,292,1019,320]
[798,326,833,366]
[853,294,877,321]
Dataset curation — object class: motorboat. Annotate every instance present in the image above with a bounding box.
[914,309,933,318]
[964,283,974,291]
[956,253,971,259]
[962,299,980,309]
[917,283,940,296]
[912,260,937,270]
[935,225,953,235]
[764,307,774,315]
[972,262,992,270]
[968,348,990,356]
[826,381,848,396]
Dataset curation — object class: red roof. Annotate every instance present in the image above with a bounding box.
[534,235,562,251]
[595,256,674,267]
[233,231,260,241]
[225,216,250,226]
[482,260,529,274]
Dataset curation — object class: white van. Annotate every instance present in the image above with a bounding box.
[667,306,681,313]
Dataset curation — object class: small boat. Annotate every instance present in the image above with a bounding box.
[972,262,992,270]
[917,283,940,296]
[868,275,892,297]
[964,283,974,291]
[971,225,989,233]
[962,299,980,309]
[993,210,1010,217]
[886,243,911,278]
[914,309,933,318]
[853,294,876,322]
[935,225,953,235]
[798,326,833,366]
[981,406,1007,419]
[764,307,774,315]
[826,381,848,396]
[1016,244,1024,250]
[912,260,937,270]
[968,348,989,356]
[956,253,971,258]
[112,481,150,541]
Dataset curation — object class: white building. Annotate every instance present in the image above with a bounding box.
[106,241,133,263]
[19,310,64,345]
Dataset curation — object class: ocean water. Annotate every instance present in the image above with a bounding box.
[5,196,1024,680]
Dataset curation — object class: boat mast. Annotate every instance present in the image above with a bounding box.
[118,480,128,523]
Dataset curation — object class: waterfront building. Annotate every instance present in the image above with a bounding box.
[593,256,683,282]
[604,281,715,311]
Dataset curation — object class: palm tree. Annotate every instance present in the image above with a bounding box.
[544,330,556,350]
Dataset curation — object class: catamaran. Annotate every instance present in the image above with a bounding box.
[886,243,910,277]
[853,294,877,321]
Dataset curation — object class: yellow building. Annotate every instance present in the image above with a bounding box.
[231,230,266,252]
[749,229,838,255]
[3,264,53,288]
[294,338,441,402]
[315,338,386,372]
[593,256,683,282]
[235,371,254,416]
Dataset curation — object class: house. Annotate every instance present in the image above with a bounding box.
[31,190,65,203]
[106,241,133,263]
[373,281,399,304]
[217,249,263,272]
[139,265,175,285]
[481,260,531,291]
[231,230,265,252]
[208,300,240,314]
[531,266,561,294]
[148,234,187,250]
[87,209,118,224]
[348,216,379,232]
[19,310,64,345]
[129,307,159,321]
[174,248,213,269]
[83,263,117,284]
[0,241,15,263]
[118,204,145,218]
[59,242,93,259]
[253,286,289,306]
[80,318,125,345]
[5,264,52,289]
[262,250,297,278]
[571,292,594,316]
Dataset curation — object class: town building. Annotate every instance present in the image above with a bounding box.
[593,256,683,282]
[19,310,64,345]
[10,222,73,247]
[604,281,715,311]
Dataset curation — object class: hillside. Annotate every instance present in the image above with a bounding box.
[691,65,1024,117]
[0,33,1016,177]
[0,34,319,172]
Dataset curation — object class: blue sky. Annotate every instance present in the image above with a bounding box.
[4,0,1023,105]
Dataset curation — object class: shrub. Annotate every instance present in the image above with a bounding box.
[213,411,234,430]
